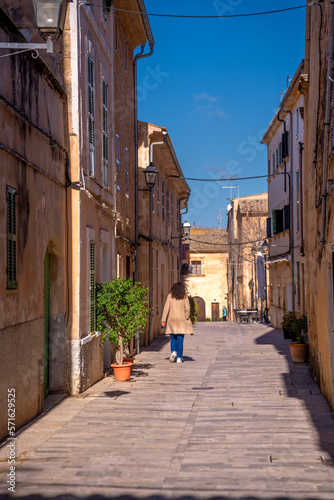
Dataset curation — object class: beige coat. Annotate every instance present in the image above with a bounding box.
[161,293,194,335]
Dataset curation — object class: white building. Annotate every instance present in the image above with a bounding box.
[261,61,306,328]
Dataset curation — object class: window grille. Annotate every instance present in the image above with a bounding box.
[102,79,109,187]
[88,53,95,178]
[103,0,112,18]
[89,240,96,332]
[7,186,17,289]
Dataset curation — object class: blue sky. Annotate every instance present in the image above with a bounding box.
[137,1,306,229]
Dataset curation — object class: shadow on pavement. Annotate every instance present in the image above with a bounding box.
[99,391,130,398]
[0,493,328,500]
[140,335,170,352]
[255,326,334,467]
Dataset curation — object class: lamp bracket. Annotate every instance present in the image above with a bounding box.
[0,39,53,58]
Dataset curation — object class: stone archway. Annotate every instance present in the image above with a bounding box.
[194,296,206,322]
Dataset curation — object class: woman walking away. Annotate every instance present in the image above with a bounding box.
[161,282,194,363]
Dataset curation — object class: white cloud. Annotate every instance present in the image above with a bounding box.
[194,92,223,102]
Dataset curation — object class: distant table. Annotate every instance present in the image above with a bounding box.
[234,309,258,323]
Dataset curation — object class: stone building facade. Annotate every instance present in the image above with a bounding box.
[186,228,229,321]
[0,7,67,440]
[63,1,154,391]
[261,62,306,329]
[137,121,190,343]
[227,194,268,321]
[303,0,334,409]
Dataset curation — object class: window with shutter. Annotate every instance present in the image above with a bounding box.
[268,158,271,177]
[7,186,17,289]
[272,209,284,234]
[116,134,120,192]
[282,131,289,158]
[89,240,96,332]
[125,147,129,198]
[296,171,300,232]
[267,217,272,238]
[162,180,165,220]
[88,53,95,178]
[284,205,290,230]
[102,78,109,187]
[191,261,202,275]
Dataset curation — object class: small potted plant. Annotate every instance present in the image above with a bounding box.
[289,315,309,363]
[281,312,294,339]
[96,278,149,380]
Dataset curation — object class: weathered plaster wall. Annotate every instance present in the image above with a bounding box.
[304,0,334,408]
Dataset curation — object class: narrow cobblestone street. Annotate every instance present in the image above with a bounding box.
[1,322,334,499]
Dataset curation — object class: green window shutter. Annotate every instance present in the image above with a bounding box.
[102,78,109,187]
[272,209,277,235]
[89,240,96,332]
[7,186,17,289]
[88,53,95,178]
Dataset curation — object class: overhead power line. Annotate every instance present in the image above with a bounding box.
[169,174,268,182]
[84,3,306,19]
[188,237,265,247]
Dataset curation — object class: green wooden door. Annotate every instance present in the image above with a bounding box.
[44,249,50,397]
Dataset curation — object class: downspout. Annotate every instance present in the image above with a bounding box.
[320,0,334,246]
[178,194,190,280]
[299,142,305,256]
[281,105,294,314]
[134,36,154,354]
[148,139,165,345]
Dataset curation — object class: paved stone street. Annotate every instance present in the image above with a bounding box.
[1,322,334,500]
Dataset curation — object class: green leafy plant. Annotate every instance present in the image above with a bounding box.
[281,312,294,331]
[96,278,149,365]
[189,296,198,324]
[205,318,211,322]
[290,315,308,344]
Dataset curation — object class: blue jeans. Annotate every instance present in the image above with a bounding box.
[170,334,184,358]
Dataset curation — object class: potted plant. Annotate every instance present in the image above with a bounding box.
[289,315,309,363]
[281,312,294,339]
[96,278,149,380]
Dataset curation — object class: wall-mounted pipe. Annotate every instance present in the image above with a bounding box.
[299,142,305,256]
[320,0,334,246]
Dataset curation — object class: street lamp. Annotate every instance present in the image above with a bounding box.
[143,163,158,345]
[144,162,159,189]
[182,220,191,237]
[0,0,71,57]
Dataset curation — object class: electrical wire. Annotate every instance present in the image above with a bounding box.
[168,174,268,182]
[188,237,265,247]
[83,3,306,19]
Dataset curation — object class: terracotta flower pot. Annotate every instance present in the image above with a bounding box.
[123,358,134,372]
[111,362,132,381]
[289,343,309,363]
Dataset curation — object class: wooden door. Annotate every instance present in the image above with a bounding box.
[44,249,50,398]
[212,302,220,322]
[194,296,205,322]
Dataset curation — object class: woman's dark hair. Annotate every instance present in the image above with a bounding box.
[170,281,187,300]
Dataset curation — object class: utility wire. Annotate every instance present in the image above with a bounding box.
[188,237,265,247]
[169,174,268,182]
[84,3,306,19]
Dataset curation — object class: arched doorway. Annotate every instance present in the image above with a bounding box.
[194,296,205,322]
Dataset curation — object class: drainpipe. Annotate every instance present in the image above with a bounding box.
[134,32,154,354]
[299,142,305,256]
[320,0,334,246]
[134,42,154,283]
[178,195,190,280]
[281,106,295,315]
